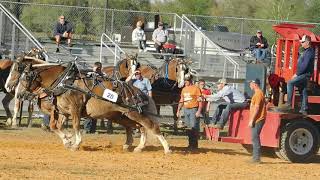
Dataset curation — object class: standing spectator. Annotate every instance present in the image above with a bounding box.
[250,30,268,62]
[248,78,266,163]
[53,15,73,53]
[132,21,147,53]
[152,22,168,54]
[205,78,247,129]
[176,76,202,151]
[198,79,211,124]
[277,35,315,115]
[83,62,106,134]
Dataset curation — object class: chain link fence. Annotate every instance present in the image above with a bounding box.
[185,14,320,49]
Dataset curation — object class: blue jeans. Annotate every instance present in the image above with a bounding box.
[287,74,309,111]
[210,102,248,127]
[253,48,267,61]
[83,118,97,133]
[184,107,200,148]
[251,120,265,161]
[42,114,50,126]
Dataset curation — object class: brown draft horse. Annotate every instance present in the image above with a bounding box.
[1,48,46,127]
[6,59,171,153]
[103,57,191,133]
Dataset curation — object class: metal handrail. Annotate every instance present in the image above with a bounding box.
[0,3,47,60]
[181,15,240,79]
[99,33,125,66]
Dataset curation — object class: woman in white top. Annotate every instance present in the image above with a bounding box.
[132,21,147,52]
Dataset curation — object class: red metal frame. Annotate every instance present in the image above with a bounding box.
[205,23,320,148]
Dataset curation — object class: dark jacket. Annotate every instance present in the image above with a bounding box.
[250,35,268,50]
[53,21,73,36]
[297,47,315,76]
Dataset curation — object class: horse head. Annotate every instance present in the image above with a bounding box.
[5,55,46,93]
[169,58,197,88]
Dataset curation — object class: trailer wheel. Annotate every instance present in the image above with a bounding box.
[279,121,319,163]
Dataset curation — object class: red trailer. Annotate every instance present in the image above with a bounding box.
[205,24,320,163]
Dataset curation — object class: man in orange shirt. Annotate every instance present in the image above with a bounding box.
[248,78,266,163]
[176,76,202,150]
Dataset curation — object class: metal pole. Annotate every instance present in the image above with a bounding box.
[25,38,29,51]
[240,19,244,49]
[103,0,108,33]
[11,25,15,60]
[114,46,117,66]
[0,11,3,46]
[111,9,114,34]
[99,34,103,63]
[199,37,204,70]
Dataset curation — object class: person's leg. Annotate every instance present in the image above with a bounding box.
[217,103,231,128]
[90,119,97,133]
[260,48,267,61]
[66,32,72,46]
[286,74,308,107]
[300,79,308,112]
[189,108,199,149]
[43,114,50,126]
[251,120,265,162]
[210,103,226,125]
[55,35,61,52]
[83,118,92,133]
[155,43,161,53]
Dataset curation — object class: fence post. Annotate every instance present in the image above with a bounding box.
[11,24,15,60]
[0,11,3,46]
[240,19,244,49]
[111,9,114,34]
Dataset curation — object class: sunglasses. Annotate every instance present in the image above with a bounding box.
[60,18,65,19]
[135,73,141,75]
[301,41,305,43]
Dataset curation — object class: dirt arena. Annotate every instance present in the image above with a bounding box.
[0,126,319,180]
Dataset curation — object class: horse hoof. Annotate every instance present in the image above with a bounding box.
[123,144,130,151]
[6,118,12,126]
[133,147,142,153]
[70,145,80,151]
[164,149,172,154]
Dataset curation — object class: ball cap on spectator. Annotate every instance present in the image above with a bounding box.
[300,35,311,42]
[257,30,262,33]
[248,78,261,85]
[217,78,227,84]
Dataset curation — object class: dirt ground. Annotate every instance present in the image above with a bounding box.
[0,126,319,180]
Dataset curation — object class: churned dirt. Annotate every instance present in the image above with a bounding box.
[0,126,319,180]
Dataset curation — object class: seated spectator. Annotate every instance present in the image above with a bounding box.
[53,15,73,53]
[205,78,248,129]
[132,21,147,53]
[250,30,268,62]
[152,22,168,54]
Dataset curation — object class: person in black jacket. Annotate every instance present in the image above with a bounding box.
[53,15,73,53]
[250,30,269,62]
[277,35,315,115]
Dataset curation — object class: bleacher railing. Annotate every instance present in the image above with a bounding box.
[100,33,125,66]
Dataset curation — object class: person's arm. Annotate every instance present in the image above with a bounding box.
[146,79,152,97]
[66,21,73,33]
[263,37,268,48]
[143,30,146,41]
[296,50,314,76]
[125,72,135,82]
[176,90,184,118]
[152,30,160,45]
[206,87,230,102]
[53,23,59,35]
[249,36,256,50]
[248,104,260,127]
[132,29,137,42]
[206,101,211,113]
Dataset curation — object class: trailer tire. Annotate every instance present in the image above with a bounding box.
[279,121,319,163]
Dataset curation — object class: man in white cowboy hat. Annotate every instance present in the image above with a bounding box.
[204,78,248,129]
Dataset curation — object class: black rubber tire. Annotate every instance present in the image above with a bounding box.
[279,121,319,163]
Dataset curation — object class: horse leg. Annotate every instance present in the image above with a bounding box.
[70,112,82,151]
[123,126,133,151]
[133,127,147,153]
[2,93,13,124]
[8,97,20,128]
[27,101,34,128]
[172,104,178,135]
[106,120,113,134]
[50,115,72,149]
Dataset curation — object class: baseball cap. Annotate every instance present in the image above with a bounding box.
[300,35,311,43]
[248,78,261,85]
[257,30,262,33]
[217,78,227,84]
